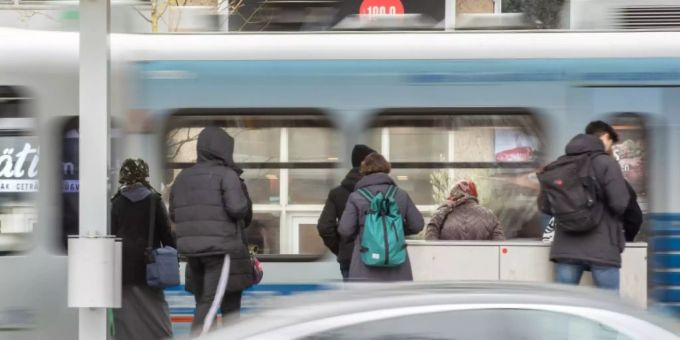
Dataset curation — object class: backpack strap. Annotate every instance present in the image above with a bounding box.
[357,188,374,202]
[146,194,157,263]
[385,185,397,200]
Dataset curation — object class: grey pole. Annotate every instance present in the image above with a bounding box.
[78,0,111,337]
[445,0,456,31]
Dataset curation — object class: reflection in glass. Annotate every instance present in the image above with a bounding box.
[394,167,541,238]
[389,127,447,162]
[289,169,339,204]
[227,128,280,163]
[303,308,633,340]
[247,212,280,255]
[167,127,280,163]
[299,223,326,255]
[367,112,543,239]
[244,169,280,204]
[289,128,342,162]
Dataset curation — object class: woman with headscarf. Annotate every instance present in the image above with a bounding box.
[111,158,175,340]
[425,180,504,241]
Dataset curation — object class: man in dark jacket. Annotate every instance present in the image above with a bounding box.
[170,127,253,333]
[539,121,630,290]
[317,144,375,280]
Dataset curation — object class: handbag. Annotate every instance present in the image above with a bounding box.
[250,248,264,285]
[239,219,263,285]
[145,195,180,288]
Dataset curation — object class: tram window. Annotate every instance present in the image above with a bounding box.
[611,114,647,204]
[246,212,281,255]
[168,127,281,164]
[0,86,36,254]
[164,110,341,256]
[289,128,342,162]
[389,127,449,162]
[610,113,648,241]
[289,169,338,204]
[364,110,544,239]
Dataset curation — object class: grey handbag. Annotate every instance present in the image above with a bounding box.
[145,195,180,288]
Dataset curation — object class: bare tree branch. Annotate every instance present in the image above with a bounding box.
[238,0,269,30]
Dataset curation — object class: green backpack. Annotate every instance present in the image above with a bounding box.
[357,185,407,267]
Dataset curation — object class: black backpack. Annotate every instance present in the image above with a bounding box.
[537,152,605,233]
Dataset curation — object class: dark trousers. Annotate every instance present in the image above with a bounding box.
[187,256,243,334]
[341,267,350,282]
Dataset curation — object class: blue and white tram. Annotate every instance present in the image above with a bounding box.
[1,29,680,339]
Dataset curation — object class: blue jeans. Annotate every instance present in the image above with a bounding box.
[554,262,620,290]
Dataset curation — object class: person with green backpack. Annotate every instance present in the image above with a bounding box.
[338,152,424,281]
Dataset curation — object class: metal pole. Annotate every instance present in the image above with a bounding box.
[445,0,456,31]
[79,0,110,336]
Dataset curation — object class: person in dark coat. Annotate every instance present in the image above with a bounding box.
[425,179,504,241]
[317,144,376,280]
[111,158,175,340]
[539,121,630,290]
[338,152,424,282]
[169,127,253,334]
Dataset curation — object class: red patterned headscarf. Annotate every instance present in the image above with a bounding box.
[447,179,479,207]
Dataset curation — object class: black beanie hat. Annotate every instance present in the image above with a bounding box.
[351,144,377,168]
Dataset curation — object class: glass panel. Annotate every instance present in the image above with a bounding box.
[454,126,495,162]
[394,167,541,239]
[367,112,543,240]
[244,169,281,205]
[362,128,382,153]
[289,169,339,204]
[392,168,440,206]
[227,128,280,163]
[368,114,543,163]
[299,222,326,255]
[166,127,202,163]
[612,118,646,201]
[611,114,648,241]
[303,309,634,340]
[247,212,281,255]
[389,127,448,162]
[167,127,280,164]
[289,128,342,162]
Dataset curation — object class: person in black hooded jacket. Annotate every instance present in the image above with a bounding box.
[317,145,375,280]
[170,126,253,334]
[111,158,175,340]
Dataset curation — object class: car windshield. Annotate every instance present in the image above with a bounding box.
[302,308,634,340]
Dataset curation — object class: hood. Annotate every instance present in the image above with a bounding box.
[341,168,362,191]
[197,127,236,168]
[565,134,605,155]
[121,183,152,203]
[355,173,394,190]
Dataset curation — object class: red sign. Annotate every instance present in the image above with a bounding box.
[359,0,404,16]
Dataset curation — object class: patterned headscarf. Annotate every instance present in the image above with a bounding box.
[118,158,150,187]
[447,179,479,208]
